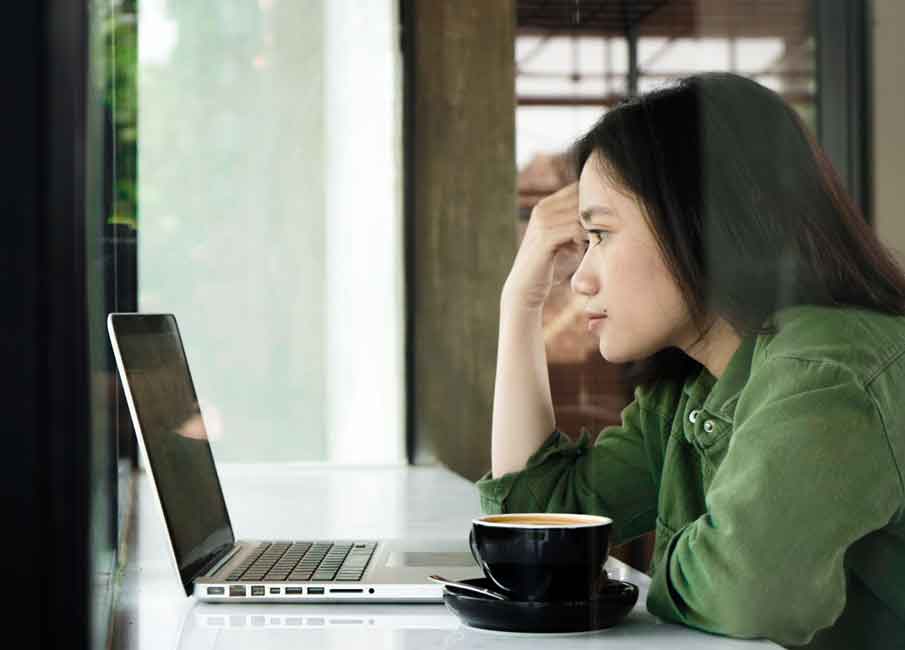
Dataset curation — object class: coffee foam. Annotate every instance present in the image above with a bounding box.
[475,513,612,528]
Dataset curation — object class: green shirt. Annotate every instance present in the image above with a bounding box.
[476,305,905,649]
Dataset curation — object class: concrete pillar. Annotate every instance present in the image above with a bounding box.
[409,0,517,481]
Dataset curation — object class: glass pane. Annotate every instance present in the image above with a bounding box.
[516,0,818,443]
[91,0,127,645]
[517,106,603,170]
[514,0,818,576]
[641,37,731,72]
[517,35,628,99]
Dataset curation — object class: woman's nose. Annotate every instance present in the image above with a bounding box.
[570,253,598,296]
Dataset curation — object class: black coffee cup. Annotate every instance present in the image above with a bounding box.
[468,512,613,602]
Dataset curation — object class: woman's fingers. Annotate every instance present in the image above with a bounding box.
[502,182,583,309]
[530,182,579,227]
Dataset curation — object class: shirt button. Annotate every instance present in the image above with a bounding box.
[703,420,715,433]
[688,409,700,424]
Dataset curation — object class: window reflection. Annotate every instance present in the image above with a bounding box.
[514,0,816,574]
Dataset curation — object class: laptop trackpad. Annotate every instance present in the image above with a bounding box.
[385,552,477,568]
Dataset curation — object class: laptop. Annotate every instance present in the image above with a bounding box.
[107,313,479,603]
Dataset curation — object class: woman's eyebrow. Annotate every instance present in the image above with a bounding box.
[579,206,618,225]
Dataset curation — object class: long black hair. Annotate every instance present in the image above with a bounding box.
[571,72,905,386]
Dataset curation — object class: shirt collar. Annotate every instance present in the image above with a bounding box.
[682,333,757,423]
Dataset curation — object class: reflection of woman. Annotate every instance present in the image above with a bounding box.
[477,72,905,648]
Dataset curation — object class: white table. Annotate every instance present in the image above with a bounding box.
[111,463,780,649]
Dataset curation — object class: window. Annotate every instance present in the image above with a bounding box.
[135,0,405,463]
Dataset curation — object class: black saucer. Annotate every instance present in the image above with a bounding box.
[441,577,639,634]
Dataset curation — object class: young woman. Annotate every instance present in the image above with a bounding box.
[477,72,905,649]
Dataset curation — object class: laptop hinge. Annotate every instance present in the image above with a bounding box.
[200,543,241,578]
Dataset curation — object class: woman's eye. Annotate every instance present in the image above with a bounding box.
[583,229,608,251]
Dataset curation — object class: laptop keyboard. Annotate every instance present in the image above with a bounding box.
[226,542,377,583]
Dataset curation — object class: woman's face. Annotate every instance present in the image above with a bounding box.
[571,152,696,363]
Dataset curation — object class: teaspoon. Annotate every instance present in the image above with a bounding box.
[428,574,509,600]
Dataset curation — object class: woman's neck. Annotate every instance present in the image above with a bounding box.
[682,317,743,379]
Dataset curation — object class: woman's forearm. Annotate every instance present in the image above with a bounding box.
[490,298,557,479]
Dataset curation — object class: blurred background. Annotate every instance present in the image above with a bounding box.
[8,1,903,648]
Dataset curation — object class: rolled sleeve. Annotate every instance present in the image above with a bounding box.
[646,357,902,646]
[475,429,563,514]
[474,396,665,546]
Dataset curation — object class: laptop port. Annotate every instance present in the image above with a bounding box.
[307,587,325,595]
[330,589,363,594]
[206,586,225,595]
[250,586,265,596]
[269,587,280,594]
[229,586,247,597]
[285,587,304,595]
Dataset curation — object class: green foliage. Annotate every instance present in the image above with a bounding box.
[104,0,138,228]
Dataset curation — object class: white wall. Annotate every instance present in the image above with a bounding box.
[137,0,404,464]
[323,0,406,464]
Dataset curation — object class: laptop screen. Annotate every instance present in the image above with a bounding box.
[109,314,234,594]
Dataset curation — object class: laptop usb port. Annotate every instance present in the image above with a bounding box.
[250,586,265,596]
[285,587,304,595]
[307,587,325,595]
[206,587,225,595]
[229,586,246,597]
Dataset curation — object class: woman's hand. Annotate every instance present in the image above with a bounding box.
[502,182,584,311]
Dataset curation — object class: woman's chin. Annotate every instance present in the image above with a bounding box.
[598,340,620,363]
[598,339,637,365]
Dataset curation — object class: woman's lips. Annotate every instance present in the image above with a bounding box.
[587,315,607,332]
